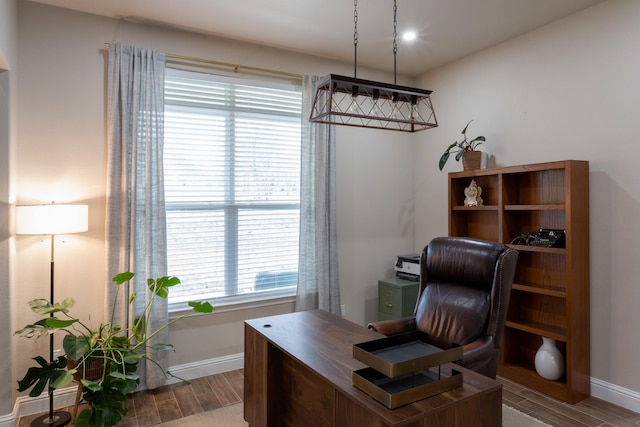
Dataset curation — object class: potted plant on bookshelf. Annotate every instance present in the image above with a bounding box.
[438,120,486,171]
[15,271,214,427]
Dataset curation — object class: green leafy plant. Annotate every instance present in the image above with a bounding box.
[15,272,214,427]
[438,120,486,171]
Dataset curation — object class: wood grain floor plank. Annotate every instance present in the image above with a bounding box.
[516,389,605,427]
[188,376,214,395]
[156,398,182,424]
[171,381,204,417]
[18,369,640,426]
[206,373,241,405]
[150,384,174,403]
[222,369,244,400]
[196,389,225,412]
[133,390,162,426]
[518,398,593,427]
[575,397,640,424]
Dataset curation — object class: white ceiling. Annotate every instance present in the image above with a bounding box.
[26,0,605,76]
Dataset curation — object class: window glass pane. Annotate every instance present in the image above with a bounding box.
[164,107,227,203]
[237,209,300,294]
[235,114,301,203]
[166,210,225,302]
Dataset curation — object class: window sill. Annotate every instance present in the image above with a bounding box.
[169,287,296,319]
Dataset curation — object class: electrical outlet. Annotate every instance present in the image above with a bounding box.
[340,304,346,317]
[53,349,62,360]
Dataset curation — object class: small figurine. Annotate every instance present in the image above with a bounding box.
[464,179,483,206]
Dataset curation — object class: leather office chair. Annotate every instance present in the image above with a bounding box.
[368,236,518,378]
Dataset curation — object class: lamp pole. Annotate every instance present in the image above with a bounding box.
[31,235,71,427]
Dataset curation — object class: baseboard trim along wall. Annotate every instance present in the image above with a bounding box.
[3,354,638,427]
[591,377,640,413]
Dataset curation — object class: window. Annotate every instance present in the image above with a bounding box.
[163,69,302,307]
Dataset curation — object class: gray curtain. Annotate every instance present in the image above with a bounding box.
[105,43,168,389]
[295,75,341,315]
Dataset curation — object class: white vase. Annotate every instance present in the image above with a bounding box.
[534,337,565,380]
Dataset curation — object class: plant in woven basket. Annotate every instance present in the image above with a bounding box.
[438,120,486,171]
[15,272,214,427]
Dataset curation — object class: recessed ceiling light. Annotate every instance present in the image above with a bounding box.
[403,31,416,41]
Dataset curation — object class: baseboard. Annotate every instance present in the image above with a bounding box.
[591,376,640,413]
[166,352,244,384]
[4,362,637,427]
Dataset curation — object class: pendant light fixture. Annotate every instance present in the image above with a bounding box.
[309,0,438,132]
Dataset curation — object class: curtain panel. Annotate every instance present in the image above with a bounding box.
[296,76,341,315]
[105,43,168,389]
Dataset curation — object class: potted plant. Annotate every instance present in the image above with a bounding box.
[438,120,486,171]
[15,272,214,427]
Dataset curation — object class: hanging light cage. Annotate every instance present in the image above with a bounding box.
[309,0,438,132]
[309,74,438,132]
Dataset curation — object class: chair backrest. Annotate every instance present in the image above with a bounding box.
[415,236,518,351]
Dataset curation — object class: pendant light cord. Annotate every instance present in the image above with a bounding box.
[393,0,398,85]
[353,0,358,78]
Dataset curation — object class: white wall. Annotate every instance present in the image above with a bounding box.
[0,0,18,417]
[415,0,640,398]
[9,1,417,413]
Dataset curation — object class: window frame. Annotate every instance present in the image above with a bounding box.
[163,68,302,313]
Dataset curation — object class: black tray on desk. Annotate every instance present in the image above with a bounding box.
[352,367,463,409]
[352,331,463,378]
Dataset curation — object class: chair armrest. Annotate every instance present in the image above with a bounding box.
[367,317,416,336]
[462,335,494,368]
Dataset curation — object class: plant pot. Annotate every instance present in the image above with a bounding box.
[461,151,487,171]
[68,355,106,381]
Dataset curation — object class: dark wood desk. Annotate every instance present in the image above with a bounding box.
[244,310,501,427]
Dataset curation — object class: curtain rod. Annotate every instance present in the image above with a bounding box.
[103,43,302,79]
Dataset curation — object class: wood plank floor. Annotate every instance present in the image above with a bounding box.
[19,370,640,426]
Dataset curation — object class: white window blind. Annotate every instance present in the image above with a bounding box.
[163,69,302,305]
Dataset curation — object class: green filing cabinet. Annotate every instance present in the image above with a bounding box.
[377,277,419,321]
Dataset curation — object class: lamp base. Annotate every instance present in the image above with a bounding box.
[30,410,72,427]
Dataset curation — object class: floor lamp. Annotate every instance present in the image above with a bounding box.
[16,203,89,427]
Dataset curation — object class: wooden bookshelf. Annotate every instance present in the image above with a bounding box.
[448,160,590,403]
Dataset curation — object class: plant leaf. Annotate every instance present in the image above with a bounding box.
[149,276,181,299]
[188,300,214,313]
[81,379,103,391]
[63,334,91,360]
[461,119,473,135]
[45,317,79,328]
[73,409,93,427]
[439,153,450,171]
[152,343,175,352]
[132,316,144,342]
[14,320,53,339]
[109,371,140,381]
[112,271,135,285]
[29,297,75,315]
[122,352,143,365]
[50,369,75,389]
[16,355,68,397]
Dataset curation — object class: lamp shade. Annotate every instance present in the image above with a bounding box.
[16,204,89,235]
